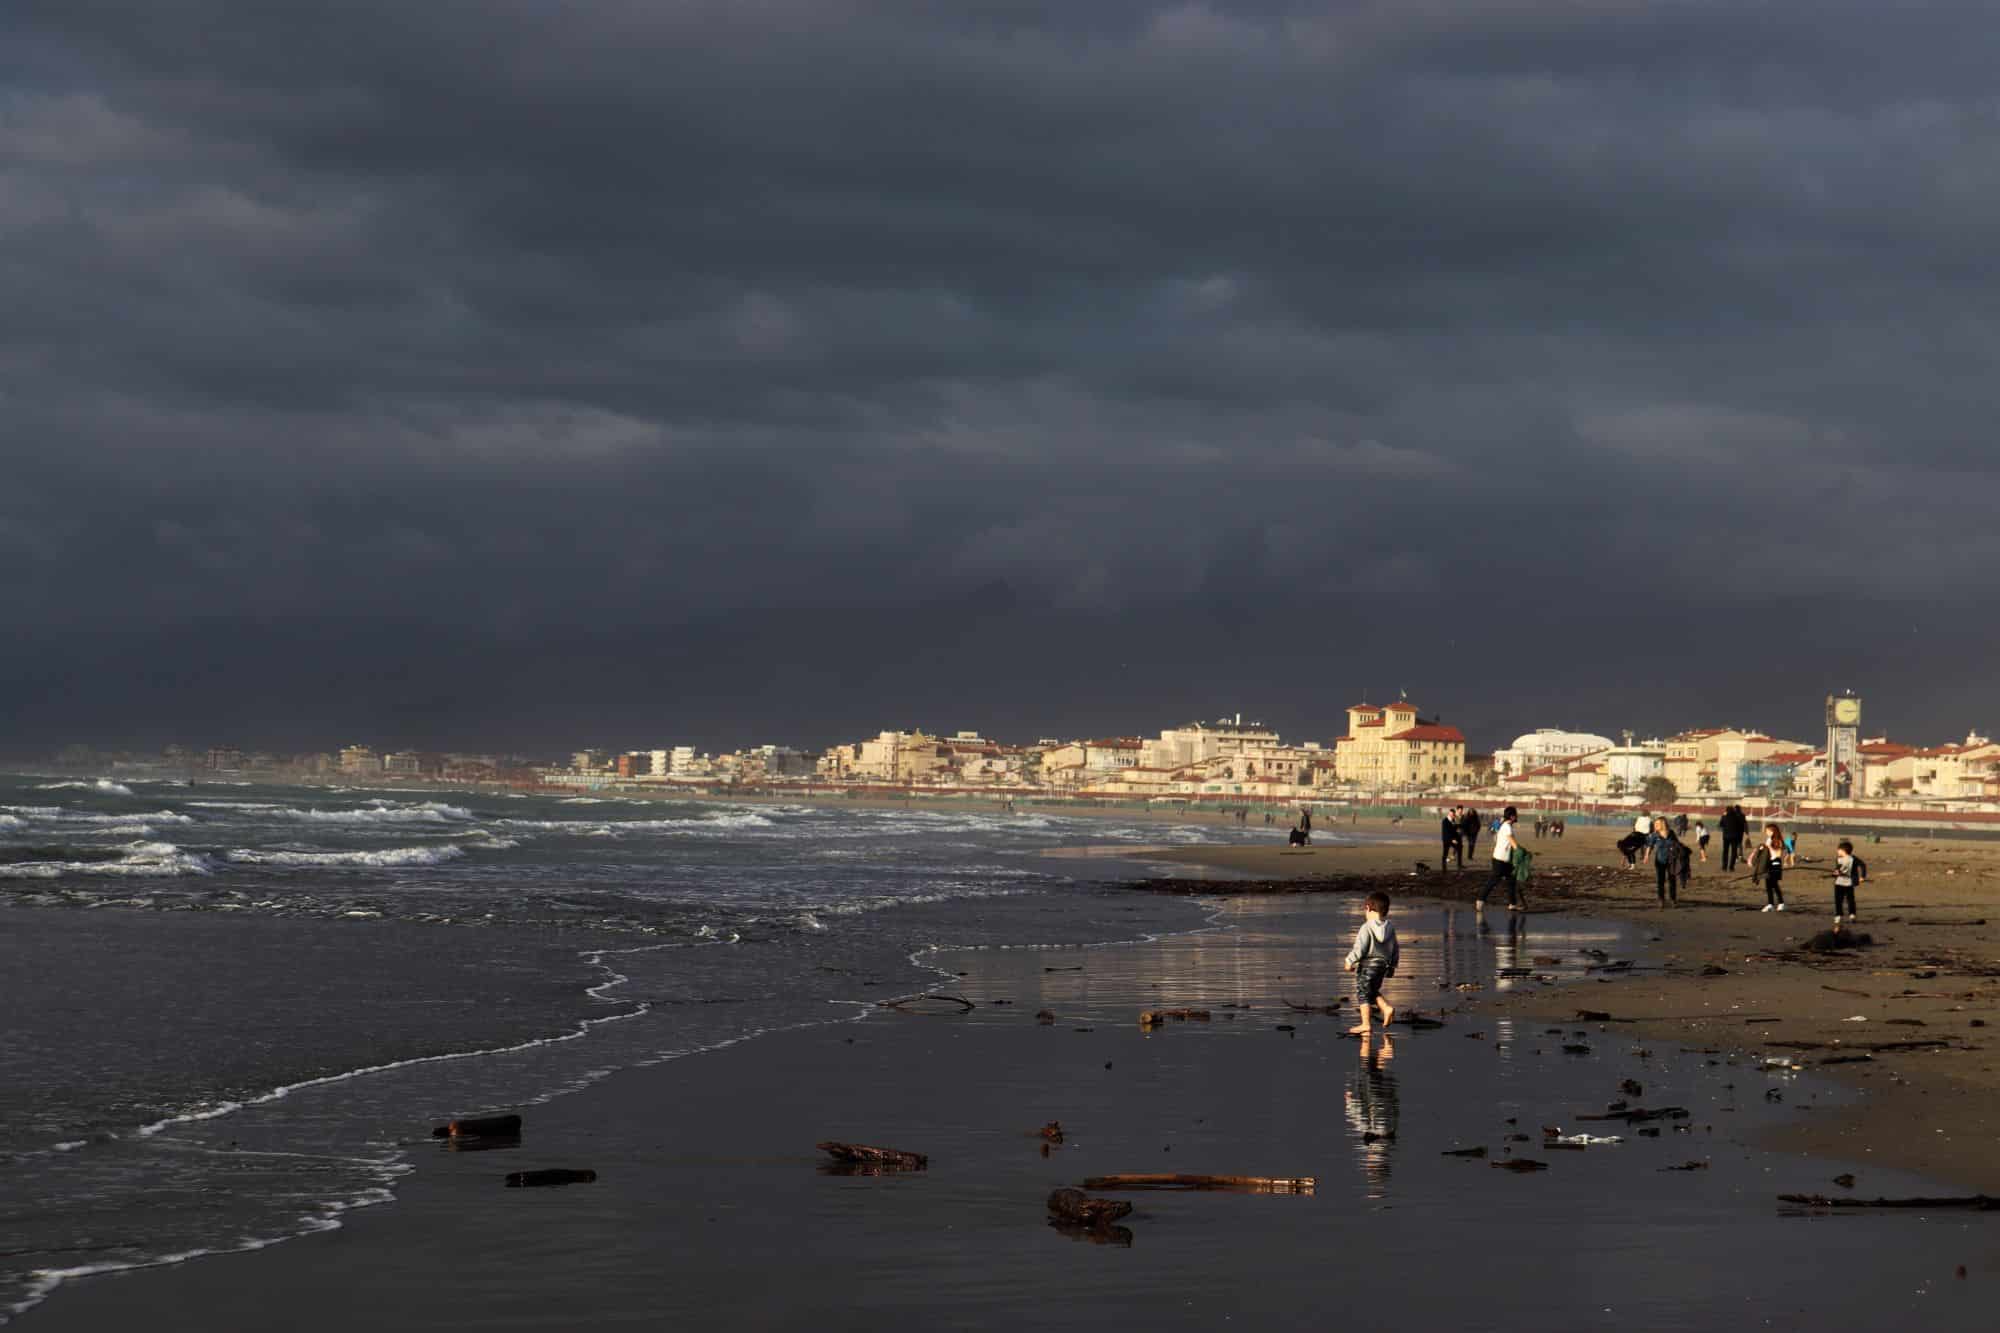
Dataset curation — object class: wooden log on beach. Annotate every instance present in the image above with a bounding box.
[878,993,975,1014]
[504,1168,596,1187]
[1139,1008,1212,1026]
[1779,1193,1998,1211]
[1081,1173,1315,1194]
[1047,1188,1133,1228]
[432,1113,522,1140]
[817,1141,928,1170]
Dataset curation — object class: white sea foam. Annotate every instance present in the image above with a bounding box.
[35,778,136,797]
[495,811,773,838]
[0,814,25,830]
[0,841,213,879]
[1,806,195,825]
[224,844,470,869]
[260,801,476,826]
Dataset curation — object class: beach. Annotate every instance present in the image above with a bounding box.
[1142,825,2000,1194]
[22,877,1997,1329]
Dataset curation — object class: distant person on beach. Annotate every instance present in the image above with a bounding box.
[1832,839,1867,924]
[1694,819,1710,862]
[1782,830,1798,866]
[1460,806,1481,861]
[1720,805,1748,870]
[1617,828,1647,869]
[1675,834,1694,899]
[1754,823,1787,912]
[1478,806,1523,912]
[1441,806,1464,870]
[1645,817,1684,907]
[1673,812,1689,836]
[1343,891,1400,1034]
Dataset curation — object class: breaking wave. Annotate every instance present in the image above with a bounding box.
[261,802,476,826]
[225,845,470,869]
[35,779,136,797]
[1,806,196,826]
[0,841,212,879]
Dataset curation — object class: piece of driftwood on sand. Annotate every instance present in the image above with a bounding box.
[1081,1173,1314,1194]
[817,1141,928,1170]
[1047,1188,1133,1228]
[1779,1193,1999,1210]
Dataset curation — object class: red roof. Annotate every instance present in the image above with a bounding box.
[1396,725,1464,743]
[1860,743,1914,756]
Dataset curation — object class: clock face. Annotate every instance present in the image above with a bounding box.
[1833,698,1860,726]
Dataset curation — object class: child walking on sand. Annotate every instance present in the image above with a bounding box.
[1754,822,1786,912]
[1832,839,1868,925]
[1344,891,1399,1035]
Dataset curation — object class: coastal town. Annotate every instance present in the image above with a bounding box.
[42,693,2000,816]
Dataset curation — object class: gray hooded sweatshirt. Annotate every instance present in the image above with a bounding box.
[1344,917,1399,974]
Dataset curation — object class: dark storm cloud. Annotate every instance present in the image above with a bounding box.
[3,2,1996,752]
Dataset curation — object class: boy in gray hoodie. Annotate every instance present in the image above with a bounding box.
[1344,891,1400,1034]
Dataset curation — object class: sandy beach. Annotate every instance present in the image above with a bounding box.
[1138,823,2000,1194]
[23,863,1997,1329]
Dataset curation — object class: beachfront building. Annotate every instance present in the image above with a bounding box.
[1137,719,1282,771]
[1909,735,2000,800]
[1603,742,1666,793]
[817,731,955,784]
[1333,702,1468,790]
[1493,728,1617,778]
[338,744,381,776]
[1039,738,1143,792]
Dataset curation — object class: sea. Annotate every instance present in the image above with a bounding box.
[0,774,1281,1323]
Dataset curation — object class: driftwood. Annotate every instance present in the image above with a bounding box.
[432,1113,522,1140]
[1081,1173,1315,1194]
[1139,1008,1211,1026]
[1492,1159,1548,1173]
[504,1168,595,1187]
[1660,1160,1709,1172]
[1282,997,1344,1014]
[879,993,975,1014]
[817,1141,928,1170]
[1780,1193,1999,1211]
[1577,1106,1688,1124]
[1441,1146,1488,1158]
[1047,1187,1133,1229]
[1037,1121,1065,1143]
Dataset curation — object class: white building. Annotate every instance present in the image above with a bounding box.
[1138,719,1282,771]
[1494,729,1616,777]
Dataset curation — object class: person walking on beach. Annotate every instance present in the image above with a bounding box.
[1440,806,1464,870]
[1478,806,1523,912]
[1344,891,1399,1034]
[1694,819,1710,863]
[1720,805,1748,871]
[1832,839,1868,925]
[1753,822,1787,911]
[1460,806,1481,862]
[1645,817,1684,907]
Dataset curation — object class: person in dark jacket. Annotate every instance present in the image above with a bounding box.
[1720,805,1749,871]
[1459,806,1481,862]
[1440,806,1464,870]
[1645,817,1685,906]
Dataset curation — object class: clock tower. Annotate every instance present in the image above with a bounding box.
[1825,694,1862,801]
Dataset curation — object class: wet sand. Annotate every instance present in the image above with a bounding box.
[1140,828,2000,1194]
[25,895,1993,1330]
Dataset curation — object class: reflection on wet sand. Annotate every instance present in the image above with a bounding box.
[1344,1032,1399,1198]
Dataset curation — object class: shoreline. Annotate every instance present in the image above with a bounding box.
[24,884,1987,1329]
[1139,833,2000,1194]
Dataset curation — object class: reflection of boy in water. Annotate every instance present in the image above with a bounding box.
[1344,1032,1399,1196]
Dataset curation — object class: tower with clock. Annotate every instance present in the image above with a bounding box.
[1825,694,1862,801]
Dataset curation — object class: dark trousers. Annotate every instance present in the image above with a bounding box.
[1721,835,1743,870]
[1834,883,1857,916]
[1443,837,1462,868]
[1764,867,1784,906]
[1480,859,1518,907]
[1654,860,1676,902]
[1464,832,1480,861]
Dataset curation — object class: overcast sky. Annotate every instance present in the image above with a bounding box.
[4,1,1995,756]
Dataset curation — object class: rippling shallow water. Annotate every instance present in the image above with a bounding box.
[0,774,1288,1322]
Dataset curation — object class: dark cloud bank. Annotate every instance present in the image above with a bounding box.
[3,1,1995,754]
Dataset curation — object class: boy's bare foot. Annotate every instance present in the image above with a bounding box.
[1378,1003,1395,1027]
[1347,1024,1371,1036]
